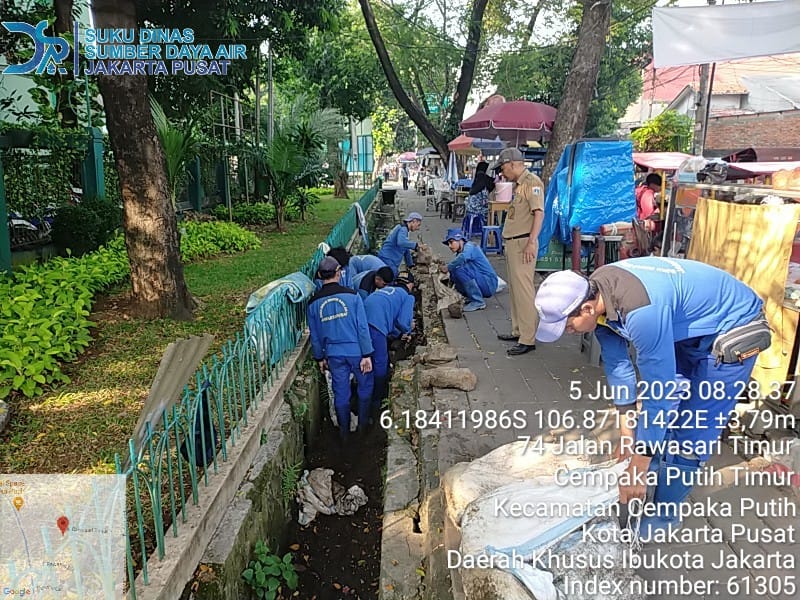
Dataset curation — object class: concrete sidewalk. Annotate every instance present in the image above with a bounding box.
[391,186,800,600]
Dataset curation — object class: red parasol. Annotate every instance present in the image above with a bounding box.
[460,100,557,144]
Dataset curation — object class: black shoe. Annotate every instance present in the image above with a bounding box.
[497,333,520,341]
[507,343,535,355]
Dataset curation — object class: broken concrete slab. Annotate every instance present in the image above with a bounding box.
[385,427,420,513]
[420,367,477,391]
[417,344,459,365]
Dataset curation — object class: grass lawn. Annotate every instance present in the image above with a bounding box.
[0,195,355,474]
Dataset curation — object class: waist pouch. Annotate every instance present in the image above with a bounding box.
[712,317,772,364]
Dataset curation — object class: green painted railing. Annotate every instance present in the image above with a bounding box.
[117,182,380,596]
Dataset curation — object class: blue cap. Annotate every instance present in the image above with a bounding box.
[442,228,465,245]
[403,212,423,222]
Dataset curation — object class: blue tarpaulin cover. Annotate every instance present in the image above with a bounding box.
[542,140,635,249]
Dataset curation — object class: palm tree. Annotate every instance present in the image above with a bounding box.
[150,97,201,209]
[255,97,347,230]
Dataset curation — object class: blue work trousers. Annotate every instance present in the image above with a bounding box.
[369,326,390,410]
[648,336,757,508]
[450,265,492,305]
[328,356,374,434]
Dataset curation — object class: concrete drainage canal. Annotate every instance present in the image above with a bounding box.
[184,201,447,600]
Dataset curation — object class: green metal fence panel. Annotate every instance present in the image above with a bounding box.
[117,182,379,597]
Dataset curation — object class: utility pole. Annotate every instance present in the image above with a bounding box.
[692,63,710,155]
[267,41,274,143]
[692,0,717,156]
[255,49,261,149]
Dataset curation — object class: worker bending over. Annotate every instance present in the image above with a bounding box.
[363,276,415,426]
[534,257,769,535]
[352,266,396,300]
[378,212,424,276]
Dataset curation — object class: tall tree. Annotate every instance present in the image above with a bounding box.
[92,0,195,320]
[138,0,344,118]
[494,0,649,140]
[541,0,612,184]
[357,0,489,158]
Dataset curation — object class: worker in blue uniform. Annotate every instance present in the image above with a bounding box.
[315,247,353,290]
[534,257,770,536]
[349,254,387,276]
[352,266,396,300]
[442,228,499,312]
[378,212,424,276]
[307,256,374,441]
[363,276,416,424]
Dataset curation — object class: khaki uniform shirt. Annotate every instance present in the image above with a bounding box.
[502,169,545,239]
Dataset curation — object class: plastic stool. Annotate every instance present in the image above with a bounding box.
[481,225,503,255]
[462,214,483,238]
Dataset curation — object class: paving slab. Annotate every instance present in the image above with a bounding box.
[391,187,800,600]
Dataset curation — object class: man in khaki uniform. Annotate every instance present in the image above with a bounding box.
[492,148,545,355]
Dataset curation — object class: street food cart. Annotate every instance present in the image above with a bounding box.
[661,178,800,419]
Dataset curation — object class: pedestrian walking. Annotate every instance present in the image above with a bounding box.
[307,257,374,442]
[402,164,410,190]
[534,257,770,535]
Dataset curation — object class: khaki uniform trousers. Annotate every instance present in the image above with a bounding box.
[505,237,538,346]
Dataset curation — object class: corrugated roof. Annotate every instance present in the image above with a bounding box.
[642,54,800,103]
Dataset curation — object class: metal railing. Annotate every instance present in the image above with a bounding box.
[117,183,380,596]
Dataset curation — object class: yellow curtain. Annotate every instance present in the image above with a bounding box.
[688,197,800,391]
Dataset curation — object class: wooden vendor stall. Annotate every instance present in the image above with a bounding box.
[670,182,800,410]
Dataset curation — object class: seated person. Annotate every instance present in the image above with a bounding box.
[635,173,662,221]
[463,161,494,236]
[378,212,424,277]
[349,254,387,276]
[442,228,498,312]
[352,266,396,299]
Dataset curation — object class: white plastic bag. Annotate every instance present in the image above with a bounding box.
[496,276,508,293]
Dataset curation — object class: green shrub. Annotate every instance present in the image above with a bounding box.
[211,202,275,225]
[181,221,261,261]
[305,186,334,197]
[51,197,122,256]
[0,237,129,398]
[0,221,259,399]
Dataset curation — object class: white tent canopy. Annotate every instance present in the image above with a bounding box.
[653,0,800,68]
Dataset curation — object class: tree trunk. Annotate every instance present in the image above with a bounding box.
[276,203,285,231]
[358,0,488,159]
[92,0,195,320]
[541,0,612,185]
[52,0,78,128]
[334,170,350,199]
[444,0,489,140]
[523,0,550,49]
[358,0,448,157]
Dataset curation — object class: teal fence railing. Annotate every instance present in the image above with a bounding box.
[117,183,380,596]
